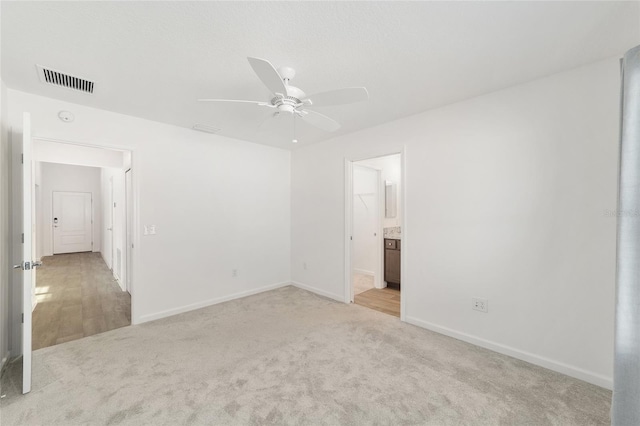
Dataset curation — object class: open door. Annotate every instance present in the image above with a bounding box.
[12,112,38,394]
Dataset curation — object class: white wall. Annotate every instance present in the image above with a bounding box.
[357,154,402,228]
[39,163,102,257]
[291,57,620,388]
[7,89,291,328]
[0,79,10,369]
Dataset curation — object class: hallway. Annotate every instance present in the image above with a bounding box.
[32,252,131,350]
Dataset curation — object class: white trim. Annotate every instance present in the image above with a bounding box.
[405,315,612,390]
[138,281,291,323]
[353,268,374,276]
[292,281,345,302]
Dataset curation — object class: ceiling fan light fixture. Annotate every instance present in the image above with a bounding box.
[197,57,368,135]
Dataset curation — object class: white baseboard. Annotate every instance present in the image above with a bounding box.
[353,268,374,276]
[405,316,612,390]
[138,281,291,323]
[100,251,111,269]
[291,281,345,302]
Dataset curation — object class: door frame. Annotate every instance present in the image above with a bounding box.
[125,168,133,293]
[31,136,139,324]
[109,175,115,275]
[344,148,407,321]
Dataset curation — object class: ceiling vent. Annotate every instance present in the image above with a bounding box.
[36,65,94,94]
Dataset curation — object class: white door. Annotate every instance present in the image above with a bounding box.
[351,164,381,300]
[12,113,36,394]
[125,169,133,293]
[52,192,93,254]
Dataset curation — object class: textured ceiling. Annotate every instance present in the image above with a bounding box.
[2,1,639,150]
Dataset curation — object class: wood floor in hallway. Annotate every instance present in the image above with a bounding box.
[355,286,400,317]
[32,252,131,350]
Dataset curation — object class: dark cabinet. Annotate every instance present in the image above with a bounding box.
[384,239,401,287]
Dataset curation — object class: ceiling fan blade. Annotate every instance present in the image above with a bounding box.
[300,110,341,132]
[304,87,369,107]
[247,57,288,96]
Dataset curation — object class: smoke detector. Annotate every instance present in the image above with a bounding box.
[192,123,221,134]
[58,111,74,123]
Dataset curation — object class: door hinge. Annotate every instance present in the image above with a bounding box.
[21,154,23,164]
[21,233,24,243]
[21,313,24,323]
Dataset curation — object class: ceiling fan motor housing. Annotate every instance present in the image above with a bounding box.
[272,94,304,114]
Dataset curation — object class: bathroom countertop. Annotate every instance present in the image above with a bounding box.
[384,227,402,240]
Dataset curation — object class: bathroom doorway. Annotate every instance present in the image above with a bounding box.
[347,153,402,318]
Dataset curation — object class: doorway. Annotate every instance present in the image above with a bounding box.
[347,153,403,318]
[30,141,133,351]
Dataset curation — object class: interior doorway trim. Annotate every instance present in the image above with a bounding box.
[344,146,407,321]
[32,136,139,324]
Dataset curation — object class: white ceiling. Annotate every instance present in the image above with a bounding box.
[2,2,639,150]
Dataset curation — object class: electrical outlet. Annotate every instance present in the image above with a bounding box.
[472,297,488,313]
[232,269,238,277]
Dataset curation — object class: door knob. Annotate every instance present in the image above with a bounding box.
[33,261,43,268]
[13,264,22,270]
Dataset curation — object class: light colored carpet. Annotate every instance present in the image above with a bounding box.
[0,286,610,425]
[353,273,375,295]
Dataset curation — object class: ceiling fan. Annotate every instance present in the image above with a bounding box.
[198,57,369,137]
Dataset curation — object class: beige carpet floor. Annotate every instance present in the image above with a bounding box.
[0,286,610,425]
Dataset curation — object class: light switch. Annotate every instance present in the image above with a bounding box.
[148,225,156,235]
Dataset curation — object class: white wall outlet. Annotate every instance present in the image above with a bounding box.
[232,269,238,277]
[148,225,156,235]
[472,297,488,313]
